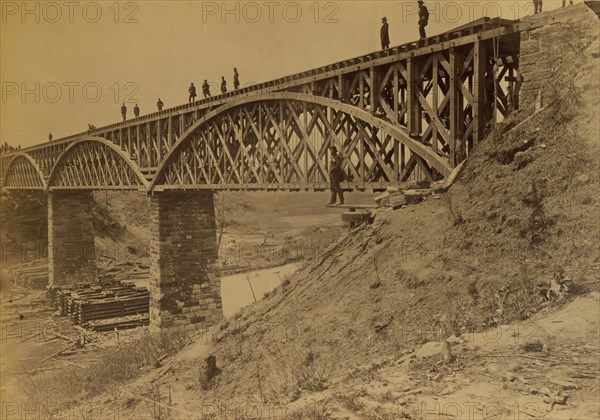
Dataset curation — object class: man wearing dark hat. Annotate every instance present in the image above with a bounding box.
[381,17,390,50]
[418,1,429,39]
[328,145,345,205]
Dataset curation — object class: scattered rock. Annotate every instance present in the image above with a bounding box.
[539,387,553,396]
[431,181,446,193]
[514,151,534,169]
[548,378,578,390]
[529,388,538,394]
[404,191,423,205]
[388,193,407,209]
[522,340,544,353]
[407,180,431,190]
[577,174,590,184]
[199,354,221,390]
[411,188,433,196]
[553,394,568,405]
[374,191,391,205]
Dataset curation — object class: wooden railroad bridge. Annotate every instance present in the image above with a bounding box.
[2,12,563,329]
[1,17,528,193]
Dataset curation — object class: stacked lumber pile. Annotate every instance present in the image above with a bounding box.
[46,281,149,331]
[7,261,48,289]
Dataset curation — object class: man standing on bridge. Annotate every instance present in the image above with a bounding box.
[203,80,211,98]
[233,68,240,90]
[121,103,127,122]
[189,83,197,103]
[134,104,140,118]
[328,146,345,206]
[221,77,227,94]
[418,1,429,39]
[157,98,164,111]
[48,132,52,142]
[381,17,390,50]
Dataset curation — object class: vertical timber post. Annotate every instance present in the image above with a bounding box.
[472,38,487,148]
[407,57,422,138]
[449,47,464,167]
[149,190,223,330]
[48,191,97,286]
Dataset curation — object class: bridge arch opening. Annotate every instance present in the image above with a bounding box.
[2,153,47,189]
[46,137,149,191]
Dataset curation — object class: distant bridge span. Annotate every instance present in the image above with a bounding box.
[1,16,525,193]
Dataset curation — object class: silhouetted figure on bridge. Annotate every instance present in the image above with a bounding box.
[233,68,240,90]
[157,98,164,111]
[221,77,227,94]
[121,103,127,122]
[533,0,543,14]
[134,104,140,118]
[418,1,429,39]
[189,83,197,103]
[48,132,52,142]
[203,80,211,98]
[328,146,345,206]
[381,17,390,50]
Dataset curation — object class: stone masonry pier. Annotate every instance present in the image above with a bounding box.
[48,191,97,286]
[149,191,223,329]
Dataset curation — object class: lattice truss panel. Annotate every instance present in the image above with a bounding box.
[102,109,210,170]
[155,99,442,190]
[3,155,45,189]
[49,141,144,189]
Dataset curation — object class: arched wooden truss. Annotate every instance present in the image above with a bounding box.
[151,93,452,191]
[1,17,522,192]
[46,137,148,190]
[2,153,47,189]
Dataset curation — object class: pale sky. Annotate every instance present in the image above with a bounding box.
[0,0,575,148]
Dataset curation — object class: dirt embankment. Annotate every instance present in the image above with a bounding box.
[61,9,600,419]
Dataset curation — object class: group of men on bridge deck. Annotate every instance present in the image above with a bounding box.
[533,0,573,14]
[188,68,241,103]
[115,69,241,122]
[380,0,429,50]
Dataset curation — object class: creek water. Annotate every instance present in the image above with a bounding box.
[220,263,299,317]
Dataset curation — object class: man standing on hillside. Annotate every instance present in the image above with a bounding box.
[381,17,390,50]
[533,0,543,14]
[328,146,345,206]
[418,1,429,39]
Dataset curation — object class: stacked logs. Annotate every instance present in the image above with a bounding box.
[46,281,149,331]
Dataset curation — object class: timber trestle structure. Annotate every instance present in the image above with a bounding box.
[2,17,525,193]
